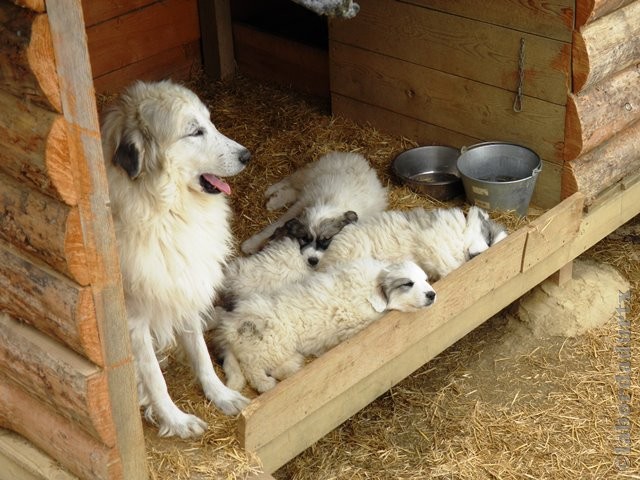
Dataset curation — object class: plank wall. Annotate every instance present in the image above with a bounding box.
[82,0,202,94]
[329,0,574,209]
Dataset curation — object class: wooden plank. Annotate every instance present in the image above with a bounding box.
[85,0,200,78]
[0,91,75,205]
[329,0,571,105]
[562,120,640,204]
[0,171,88,285]
[575,0,636,28]
[0,5,61,112]
[0,374,119,480]
[46,1,148,478]
[199,0,235,80]
[564,65,640,160]
[401,0,574,42]
[572,1,640,93]
[521,193,584,271]
[234,22,329,97]
[0,429,78,480]
[93,41,200,94]
[240,227,529,454]
[329,42,566,164]
[240,181,640,473]
[0,315,115,446]
[0,241,103,366]
[331,93,562,209]
[81,0,155,27]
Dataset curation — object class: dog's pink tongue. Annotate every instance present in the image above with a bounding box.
[203,174,231,195]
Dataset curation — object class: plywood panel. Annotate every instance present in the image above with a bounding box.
[330,42,566,163]
[330,0,571,105]
[403,0,574,41]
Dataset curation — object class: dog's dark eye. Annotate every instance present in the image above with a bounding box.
[316,237,331,250]
[190,128,205,137]
[298,236,312,247]
[402,281,414,288]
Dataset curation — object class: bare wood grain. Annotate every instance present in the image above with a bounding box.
[564,64,640,160]
[0,241,103,366]
[0,4,61,112]
[575,0,636,28]
[0,91,76,205]
[572,1,640,93]
[0,369,119,480]
[0,315,115,445]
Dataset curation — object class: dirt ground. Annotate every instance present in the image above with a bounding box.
[135,73,639,480]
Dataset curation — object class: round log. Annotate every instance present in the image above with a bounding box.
[575,0,635,28]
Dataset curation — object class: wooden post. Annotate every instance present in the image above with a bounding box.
[198,0,236,80]
[551,261,574,286]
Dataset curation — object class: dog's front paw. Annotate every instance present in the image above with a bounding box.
[208,386,250,415]
[158,411,207,439]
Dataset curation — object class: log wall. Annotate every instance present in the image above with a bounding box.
[562,0,640,204]
[0,1,146,479]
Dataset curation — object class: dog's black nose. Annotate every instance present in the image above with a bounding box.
[239,148,251,165]
[426,291,436,301]
[308,257,319,266]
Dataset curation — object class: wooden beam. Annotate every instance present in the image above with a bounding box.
[46,1,148,478]
[0,315,115,446]
[0,241,103,366]
[564,65,640,160]
[0,4,61,112]
[238,181,640,473]
[0,171,88,285]
[572,1,640,93]
[0,429,77,480]
[0,374,119,480]
[562,120,640,204]
[0,91,75,205]
[199,0,236,80]
[575,0,635,28]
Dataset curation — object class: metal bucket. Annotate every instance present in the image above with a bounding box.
[457,141,542,216]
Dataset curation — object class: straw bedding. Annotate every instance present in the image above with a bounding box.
[101,72,638,479]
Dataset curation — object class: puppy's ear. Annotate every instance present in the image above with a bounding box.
[342,210,358,225]
[284,218,308,239]
[113,131,145,179]
[368,287,387,313]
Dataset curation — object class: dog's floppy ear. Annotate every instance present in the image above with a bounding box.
[113,130,145,179]
[284,218,308,239]
[368,286,387,313]
[342,210,358,226]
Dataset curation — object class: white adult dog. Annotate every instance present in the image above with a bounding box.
[101,80,251,438]
[319,206,508,281]
[240,151,388,266]
[216,258,436,393]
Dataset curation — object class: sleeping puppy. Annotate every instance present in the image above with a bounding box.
[240,151,388,266]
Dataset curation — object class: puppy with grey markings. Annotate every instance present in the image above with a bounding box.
[101,80,251,438]
[216,258,436,393]
[319,206,507,281]
[240,151,388,266]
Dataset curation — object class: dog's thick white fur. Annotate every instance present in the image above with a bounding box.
[217,258,436,393]
[101,80,251,438]
[240,151,389,266]
[217,236,311,313]
[319,206,508,281]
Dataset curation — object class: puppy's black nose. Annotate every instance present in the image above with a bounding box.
[239,148,251,165]
[308,257,319,266]
[426,291,436,301]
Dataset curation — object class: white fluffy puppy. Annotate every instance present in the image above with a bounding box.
[217,258,436,393]
[240,151,388,266]
[319,206,507,281]
[101,80,250,438]
[216,236,312,313]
